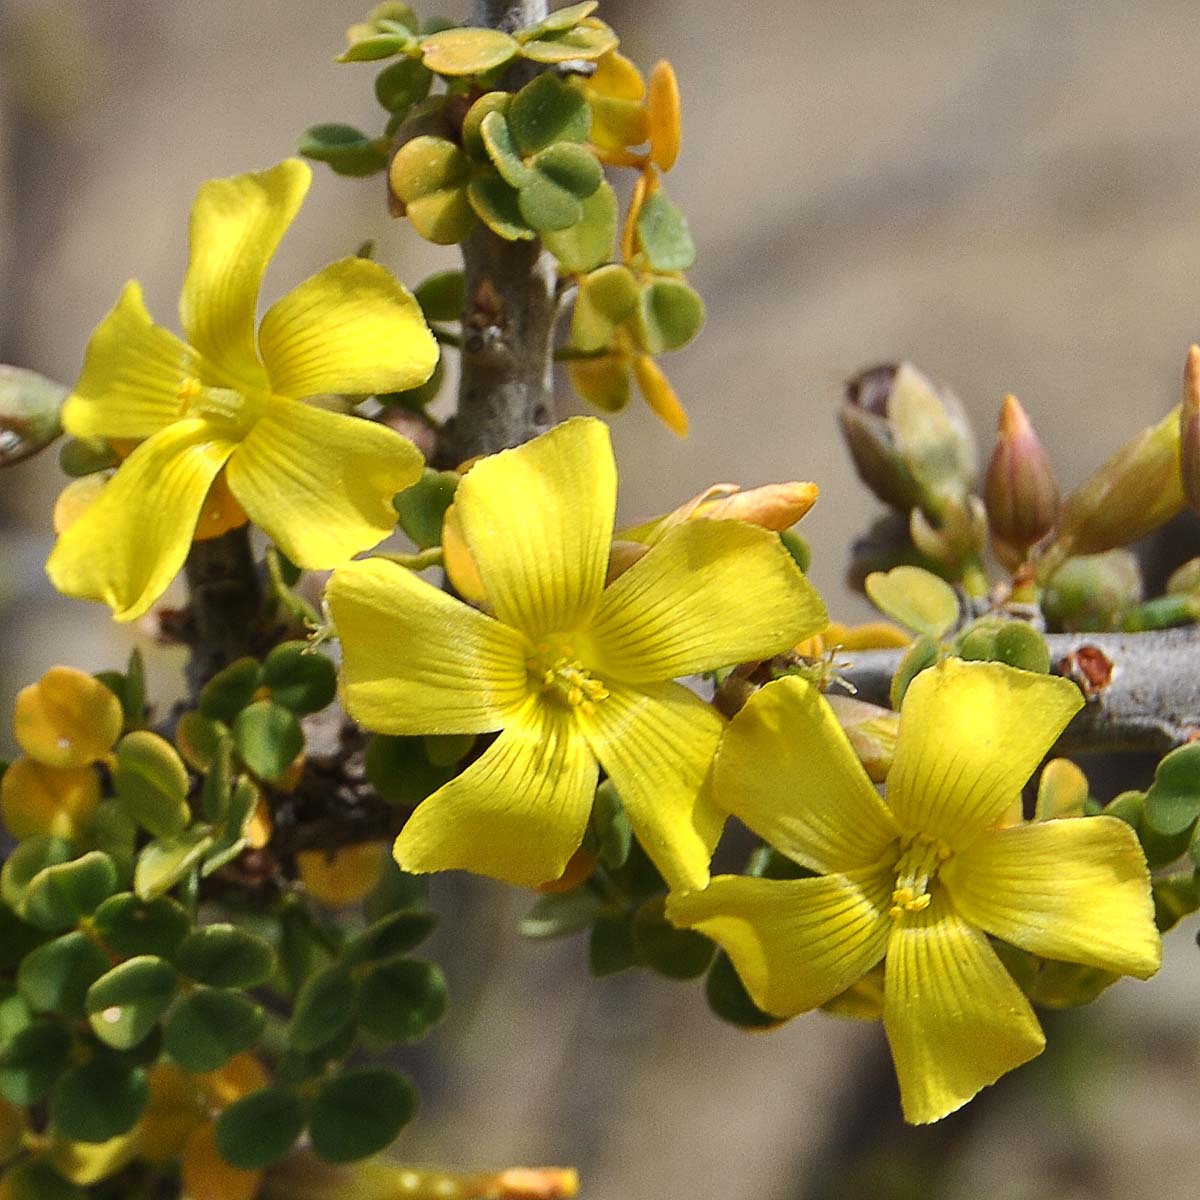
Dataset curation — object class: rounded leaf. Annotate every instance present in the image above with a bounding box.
[374,57,432,114]
[174,711,230,773]
[480,111,532,188]
[289,965,359,1053]
[298,124,388,178]
[1,759,99,842]
[21,851,116,934]
[134,829,214,901]
[413,271,466,323]
[2,1160,87,1200]
[420,27,517,76]
[394,469,459,549]
[530,142,602,200]
[516,172,583,233]
[175,925,277,989]
[705,951,782,1030]
[92,893,190,959]
[216,1088,307,1170]
[86,956,178,1050]
[197,659,263,723]
[18,931,110,1019]
[1,835,74,912]
[507,73,591,155]
[631,895,714,979]
[864,565,959,638]
[544,179,618,274]
[519,17,618,64]
[569,354,631,413]
[262,643,337,715]
[163,988,266,1073]
[0,1021,71,1104]
[114,731,190,839]
[232,700,303,782]
[14,667,122,769]
[635,189,695,272]
[51,1057,148,1144]
[308,1068,417,1164]
[344,909,438,966]
[1145,743,1200,836]
[632,278,705,354]
[357,959,447,1042]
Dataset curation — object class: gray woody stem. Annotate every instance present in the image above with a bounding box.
[439,0,556,465]
[838,627,1200,754]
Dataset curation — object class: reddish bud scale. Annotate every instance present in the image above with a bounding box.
[985,394,1059,566]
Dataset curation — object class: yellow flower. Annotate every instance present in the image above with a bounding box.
[47,159,438,622]
[328,417,827,891]
[668,659,1161,1123]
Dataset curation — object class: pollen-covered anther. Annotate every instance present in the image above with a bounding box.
[531,643,609,711]
[889,832,952,920]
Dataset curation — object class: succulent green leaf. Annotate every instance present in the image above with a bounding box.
[507,73,591,155]
[889,633,941,710]
[233,700,303,782]
[175,924,277,989]
[17,932,110,1020]
[299,124,389,177]
[262,643,337,715]
[198,658,263,722]
[632,895,714,979]
[3,1160,86,1200]
[632,277,705,354]
[636,190,696,272]
[0,984,32,1042]
[308,1068,418,1164]
[591,779,633,870]
[531,142,602,199]
[199,734,235,822]
[163,987,266,1072]
[134,828,214,901]
[364,735,455,806]
[22,851,119,933]
[92,893,190,959]
[519,17,618,64]
[2,837,74,912]
[393,469,459,549]
[85,956,178,1050]
[468,173,536,241]
[175,711,230,775]
[0,1021,71,1104]
[519,1,598,38]
[58,437,117,477]
[519,890,604,939]
[517,173,583,233]
[992,621,1051,673]
[0,901,49,970]
[216,1087,308,1170]
[337,33,411,62]
[413,271,466,322]
[461,91,511,160]
[114,731,191,839]
[480,110,533,188]
[422,733,474,767]
[865,565,959,638]
[201,776,260,877]
[589,912,638,976]
[420,27,518,76]
[390,136,475,245]
[289,965,359,1053]
[94,647,146,728]
[0,364,66,468]
[374,56,432,113]
[1144,744,1200,836]
[357,959,447,1042]
[705,951,783,1030]
[344,910,438,967]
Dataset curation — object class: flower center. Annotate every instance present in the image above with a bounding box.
[889,832,952,920]
[529,639,609,711]
[177,377,263,436]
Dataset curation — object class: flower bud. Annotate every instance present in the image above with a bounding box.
[984,394,1059,568]
[839,362,976,517]
[1182,344,1200,515]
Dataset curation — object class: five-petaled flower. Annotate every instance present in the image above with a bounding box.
[47,158,438,621]
[327,416,827,891]
[668,659,1161,1123]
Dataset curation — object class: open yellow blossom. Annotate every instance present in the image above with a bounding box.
[328,417,827,891]
[668,659,1160,1123]
[46,158,438,621]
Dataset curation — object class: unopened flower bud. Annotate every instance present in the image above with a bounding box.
[1041,549,1141,631]
[1182,344,1200,515]
[984,394,1060,568]
[840,362,976,517]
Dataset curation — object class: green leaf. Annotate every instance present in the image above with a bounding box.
[636,190,696,272]
[233,700,304,782]
[422,734,474,767]
[175,924,277,989]
[588,912,637,976]
[632,278,705,354]
[357,959,447,1041]
[1,837,74,912]
[365,735,455,806]
[889,633,941,710]
[519,1,598,37]
[344,910,438,966]
[468,173,536,241]
[519,17,617,64]
[289,965,359,1053]
[992,621,1051,674]
[631,895,714,979]
[262,643,337,715]
[570,263,636,351]
[299,123,389,177]
[865,565,959,638]
[21,852,118,933]
[114,731,191,839]
[0,984,32,1042]
[461,91,512,161]
[0,363,66,467]
[134,829,214,901]
[0,901,49,970]
[198,658,263,722]
[591,779,632,871]
[374,56,432,114]
[309,1068,418,1164]
[507,72,591,155]
[163,987,266,1072]
[705,951,784,1030]
[58,436,117,477]
[420,27,518,76]
[201,776,260,877]
[94,647,146,729]
[391,135,475,245]
[531,142,603,200]
[480,110,533,188]
[17,932,110,1019]
[413,271,466,322]
[337,33,411,62]
[175,711,230,775]
[86,956,178,1050]
[1144,744,1200,836]
[92,893,190,959]
[0,1021,71,1104]
[199,735,236,823]
[2,1160,86,1200]
[393,469,459,550]
[217,1087,307,1170]
[518,890,603,940]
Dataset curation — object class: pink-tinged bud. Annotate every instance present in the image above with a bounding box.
[984,394,1060,569]
[1182,344,1200,515]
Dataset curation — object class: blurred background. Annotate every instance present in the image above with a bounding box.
[2,1,1200,1196]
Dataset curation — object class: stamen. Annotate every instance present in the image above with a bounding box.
[530,641,609,712]
[889,832,952,920]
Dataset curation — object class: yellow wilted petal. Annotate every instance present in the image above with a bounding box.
[632,353,688,436]
[225,397,422,570]
[1,758,100,841]
[258,257,437,399]
[14,666,123,768]
[576,680,725,892]
[455,417,617,638]
[180,159,310,390]
[61,281,192,440]
[140,1064,206,1164]
[713,677,899,874]
[193,472,248,542]
[46,420,237,622]
[49,1131,140,1186]
[181,1121,262,1200]
[667,870,892,1016]
[298,842,387,907]
[53,475,108,535]
[590,520,826,683]
[328,557,530,735]
[646,60,681,171]
[943,817,1160,979]
[441,503,488,606]
[883,889,1045,1124]
[395,697,597,888]
[1035,757,1089,820]
[886,659,1082,847]
[589,50,645,101]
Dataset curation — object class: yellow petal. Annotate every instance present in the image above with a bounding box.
[225,397,422,568]
[61,282,193,440]
[297,842,387,908]
[883,888,1045,1124]
[198,1054,269,1108]
[632,353,688,436]
[140,1064,205,1164]
[713,676,900,874]
[441,502,488,606]
[14,666,123,768]
[886,659,1083,847]
[258,257,437,398]
[588,50,645,101]
[46,420,236,622]
[589,520,826,684]
[667,869,893,1016]
[646,60,682,171]
[179,159,310,389]
[53,475,108,534]
[1,759,100,841]
[181,1121,262,1200]
[49,1130,141,1186]
[328,557,529,735]
[455,416,616,638]
[576,680,725,891]
[943,816,1160,979]
[193,471,248,542]
[395,697,597,888]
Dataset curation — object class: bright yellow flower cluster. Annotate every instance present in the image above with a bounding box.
[47,159,437,622]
